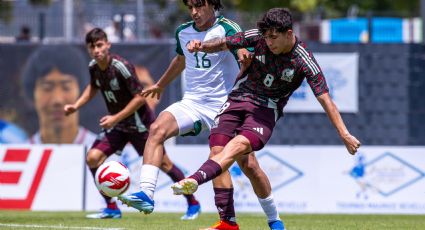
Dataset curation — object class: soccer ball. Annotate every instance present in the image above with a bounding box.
[95,161,130,197]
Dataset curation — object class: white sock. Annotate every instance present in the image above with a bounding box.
[139,164,160,199]
[258,194,281,223]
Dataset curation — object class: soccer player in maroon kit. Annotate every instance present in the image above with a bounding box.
[64,28,200,219]
[172,8,361,229]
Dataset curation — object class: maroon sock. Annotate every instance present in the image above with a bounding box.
[90,167,113,205]
[107,201,118,210]
[167,164,199,205]
[189,159,222,185]
[214,188,236,224]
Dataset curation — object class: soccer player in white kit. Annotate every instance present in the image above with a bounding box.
[119,0,282,229]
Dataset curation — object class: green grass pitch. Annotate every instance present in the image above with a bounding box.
[1,211,424,229]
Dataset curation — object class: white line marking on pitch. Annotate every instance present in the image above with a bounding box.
[0,223,125,230]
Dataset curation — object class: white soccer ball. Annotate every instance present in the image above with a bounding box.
[95,161,130,197]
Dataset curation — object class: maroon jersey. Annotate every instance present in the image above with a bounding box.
[89,54,154,133]
[226,29,329,115]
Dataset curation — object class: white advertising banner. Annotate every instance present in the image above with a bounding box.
[2,144,425,214]
[151,145,425,214]
[285,52,359,113]
[0,145,85,211]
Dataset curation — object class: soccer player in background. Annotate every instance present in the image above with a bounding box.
[171,8,362,229]
[64,28,200,219]
[118,0,283,229]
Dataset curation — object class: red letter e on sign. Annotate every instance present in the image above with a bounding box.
[0,148,52,209]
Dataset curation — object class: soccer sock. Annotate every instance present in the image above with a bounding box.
[214,188,237,224]
[166,164,199,205]
[89,167,114,206]
[189,159,222,185]
[258,194,281,223]
[107,200,118,209]
[140,164,160,199]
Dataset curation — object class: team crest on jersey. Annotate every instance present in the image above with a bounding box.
[109,78,120,90]
[281,68,294,82]
[95,79,101,87]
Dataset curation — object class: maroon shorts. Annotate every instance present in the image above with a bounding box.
[91,128,149,157]
[209,99,278,150]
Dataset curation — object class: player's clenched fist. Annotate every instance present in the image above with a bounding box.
[187,40,203,53]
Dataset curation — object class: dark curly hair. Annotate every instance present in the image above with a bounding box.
[182,0,223,11]
[257,8,292,35]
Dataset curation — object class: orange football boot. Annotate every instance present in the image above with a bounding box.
[201,220,240,230]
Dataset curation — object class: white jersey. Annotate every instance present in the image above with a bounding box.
[176,16,241,107]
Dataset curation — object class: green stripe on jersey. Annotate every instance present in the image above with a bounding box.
[219,18,242,35]
[175,21,194,55]
[218,17,243,63]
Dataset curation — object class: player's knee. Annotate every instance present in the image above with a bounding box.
[86,150,101,168]
[149,122,167,142]
[231,135,253,156]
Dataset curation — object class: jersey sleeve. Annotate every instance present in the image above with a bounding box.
[175,22,192,55]
[226,29,262,50]
[175,29,184,55]
[88,67,99,89]
[218,18,243,56]
[118,61,143,96]
[296,46,329,97]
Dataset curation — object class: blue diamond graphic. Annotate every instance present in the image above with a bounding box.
[228,150,303,192]
[349,152,424,197]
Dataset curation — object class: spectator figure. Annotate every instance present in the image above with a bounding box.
[104,19,121,43]
[16,25,31,43]
[104,15,136,43]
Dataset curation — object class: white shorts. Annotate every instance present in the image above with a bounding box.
[163,98,222,136]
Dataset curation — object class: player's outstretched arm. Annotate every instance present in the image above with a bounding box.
[140,55,185,100]
[64,84,98,116]
[316,93,361,155]
[187,37,228,53]
[140,84,164,100]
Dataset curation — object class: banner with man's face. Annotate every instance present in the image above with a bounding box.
[0,44,176,142]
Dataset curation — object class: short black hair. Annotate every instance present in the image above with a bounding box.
[257,8,292,35]
[85,28,108,45]
[182,0,223,11]
[21,45,89,101]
